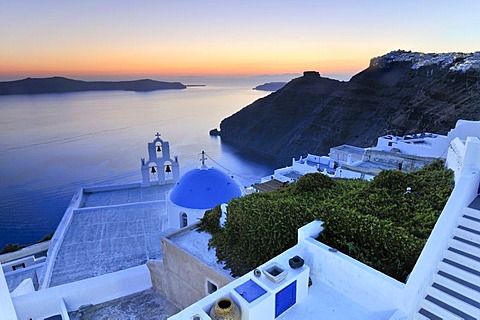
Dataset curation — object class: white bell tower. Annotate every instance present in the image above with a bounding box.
[141,132,180,186]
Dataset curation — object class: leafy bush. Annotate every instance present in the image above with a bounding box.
[207,192,314,276]
[318,210,425,281]
[1,232,55,254]
[198,205,222,235]
[370,169,408,192]
[1,243,22,254]
[199,164,454,281]
[293,173,334,193]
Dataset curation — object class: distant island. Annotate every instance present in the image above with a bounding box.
[0,77,186,95]
[253,82,287,91]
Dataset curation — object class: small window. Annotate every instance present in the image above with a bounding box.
[181,212,188,228]
[12,263,26,271]
[207,280,218,294]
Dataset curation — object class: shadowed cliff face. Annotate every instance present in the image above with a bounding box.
[219,52,480,165]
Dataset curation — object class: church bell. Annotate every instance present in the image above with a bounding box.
[157,145,161,152]
[165,165,171,173]
[151,166,157,174]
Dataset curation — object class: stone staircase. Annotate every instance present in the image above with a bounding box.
[417,195,480,319]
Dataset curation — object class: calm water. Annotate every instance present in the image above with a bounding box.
[0,84,276,248]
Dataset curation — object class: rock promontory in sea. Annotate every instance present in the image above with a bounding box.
[217,51,480,165]
[0,77,186,95]
[253,82,287,92]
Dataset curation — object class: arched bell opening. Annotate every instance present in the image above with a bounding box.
[149,162,158,183]
[164,160,173,181]
[155,142,163,158]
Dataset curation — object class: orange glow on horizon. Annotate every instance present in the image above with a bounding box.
[0,54,367,80]
[1,1,479,81]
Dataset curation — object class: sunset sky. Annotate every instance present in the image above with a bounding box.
[1,1,479,80]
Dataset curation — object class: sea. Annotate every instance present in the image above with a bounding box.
[0,76,296,249]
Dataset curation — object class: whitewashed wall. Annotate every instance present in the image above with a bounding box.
[12,265,151,320]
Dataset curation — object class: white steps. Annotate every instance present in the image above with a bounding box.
[453,227,480,247]
[418,298,464,320]
[417,196,480,319]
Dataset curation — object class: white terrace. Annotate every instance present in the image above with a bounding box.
[170,136,480,320]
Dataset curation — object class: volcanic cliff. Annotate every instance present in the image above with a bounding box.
[217,50,480,165]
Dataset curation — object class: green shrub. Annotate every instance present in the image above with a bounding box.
[199,164,453,281]
[1,243,22,254]
[370,169,408,192]
[318,210,425,281]
[293,173,334,193]
[198,205,222,235]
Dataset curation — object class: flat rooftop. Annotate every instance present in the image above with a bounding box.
[81,184,172,208]
[253,179,285,192]
[168,228,231,278]
[283,171,303,180]
[277,277,382,320]
[48,185,171,287]
[331,144,365,155]
[70,288,179,320]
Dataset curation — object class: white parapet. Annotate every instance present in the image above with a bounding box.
[0,267,18,320]
[12,264,152,320]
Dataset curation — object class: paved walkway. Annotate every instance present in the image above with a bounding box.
[70,288,179,320]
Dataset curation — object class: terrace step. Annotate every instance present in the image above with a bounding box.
[416,309,440,320]
[442,250,480,277]
[458,216,480,232]
[437,261,480,287]
[453,227,480,247]
[425,285,480,318]
[434,273,480,306]
[418,298,464,320]
[447,239,480,262]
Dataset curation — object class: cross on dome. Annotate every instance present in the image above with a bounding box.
[155,132,161,139]
[200,151,207,167]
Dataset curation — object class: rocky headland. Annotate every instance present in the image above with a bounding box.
[0,77,186,95]
[253,82,287,92]
[217,51,480,165]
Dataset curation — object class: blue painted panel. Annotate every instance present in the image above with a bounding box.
[235,279,267,303]
[275,280,297,318]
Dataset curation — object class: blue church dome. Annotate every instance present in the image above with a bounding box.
[170,167,243,209]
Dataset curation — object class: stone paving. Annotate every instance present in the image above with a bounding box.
[46,184,179,287]
[49,201,168,287]
[81,184,172,208]
[70,288,179,320]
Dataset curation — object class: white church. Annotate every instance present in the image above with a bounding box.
[139,132,243,230]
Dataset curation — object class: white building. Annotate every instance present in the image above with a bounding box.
[263,120,480,182]
[0,134,244,320]
[1,124,480,320]
[373,120,480,158]
[169,131,480,320]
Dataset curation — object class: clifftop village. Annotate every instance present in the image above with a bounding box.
[1,120,480,320]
